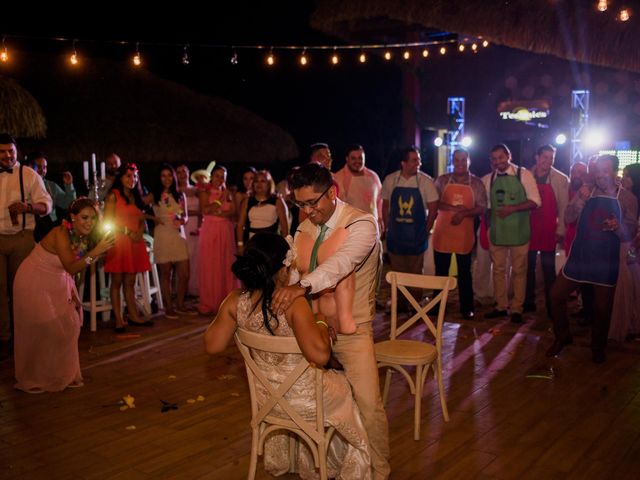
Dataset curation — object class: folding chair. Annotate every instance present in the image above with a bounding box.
[234,328,336,480]
[375,271,457,440]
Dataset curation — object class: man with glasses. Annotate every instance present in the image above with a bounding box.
[272,163,390,479]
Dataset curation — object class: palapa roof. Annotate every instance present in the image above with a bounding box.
[0,75,47,138]
[311,0,640,73]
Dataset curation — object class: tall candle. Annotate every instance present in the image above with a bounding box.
[91,153,97,175]
[100,162,106,179]
[83,161,89,181]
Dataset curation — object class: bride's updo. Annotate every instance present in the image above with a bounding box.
[232,233,290,334]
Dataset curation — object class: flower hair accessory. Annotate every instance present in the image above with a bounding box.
[283,235,296,268]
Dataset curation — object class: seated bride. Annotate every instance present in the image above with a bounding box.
[204,232,371,479]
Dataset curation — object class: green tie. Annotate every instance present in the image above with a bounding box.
[308,224,328,273]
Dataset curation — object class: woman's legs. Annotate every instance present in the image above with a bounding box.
[110,273,125,329]
[175,260,190,310]
[158,263,175,314]
[123,273,143,323]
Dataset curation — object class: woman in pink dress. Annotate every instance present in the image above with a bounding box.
[104,163,152,332]
[13,198,115,393]
[198,165,239,314]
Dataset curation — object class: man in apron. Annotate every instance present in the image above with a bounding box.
[547,154,638,364]
[432,149,487,319]
[482,144,541,324]
[524,145,569,317]
[272,163,390,479]
[381,146,439,311]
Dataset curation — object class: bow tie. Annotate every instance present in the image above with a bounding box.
[0,167,13,174]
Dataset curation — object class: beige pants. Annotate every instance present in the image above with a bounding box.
[489,240,529,314]
[333,322,390,479]
[0,230,36,340]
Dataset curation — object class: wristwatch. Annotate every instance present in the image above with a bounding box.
[84,255,94,265]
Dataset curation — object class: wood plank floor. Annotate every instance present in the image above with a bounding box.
[2,291,640,479]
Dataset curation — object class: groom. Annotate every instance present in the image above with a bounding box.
[272,163,390,479]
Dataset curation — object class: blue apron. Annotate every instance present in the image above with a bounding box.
[387,178,427,255]
[562,189,621,286]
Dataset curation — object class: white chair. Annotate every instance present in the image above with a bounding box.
[234,328,335,480]
[375,271,457,440]
[135,234,163,317]
[77,260,112,332]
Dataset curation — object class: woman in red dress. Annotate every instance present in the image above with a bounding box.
[104,163,152,332]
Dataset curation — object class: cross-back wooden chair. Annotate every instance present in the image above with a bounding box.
[234,328,336,480]
[375,271,457,440]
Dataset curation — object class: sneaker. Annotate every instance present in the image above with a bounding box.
[484,309,508,319]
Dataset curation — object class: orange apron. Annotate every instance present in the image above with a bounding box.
[432,181,475,254]
[296,228,357,334]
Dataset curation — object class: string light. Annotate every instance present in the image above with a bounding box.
[230,48,238,65]
[422,48,429,58]
[482,40,489,47]
[132,43,142,66]
[266,48,275,66]
[69,39,79,66]
[182,45,190,65]
[300,49,308,66]
[619,8,631,21]
[458,44,465,52]
[402,50,410,60]
[439,46,446,55]
[1,37,8,63]
[358,51,367,63]
[384,50,392,60]
[597,0,608,12]
[471,43,478,52]
[330,48,339,65]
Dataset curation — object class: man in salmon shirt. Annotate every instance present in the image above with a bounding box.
[432,149,487,320]
[524,144,569,317]
[272,163,390,479]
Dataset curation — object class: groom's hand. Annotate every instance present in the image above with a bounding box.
[272,284,307,315]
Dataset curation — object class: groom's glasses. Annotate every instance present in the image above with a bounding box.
[293,185,332,209]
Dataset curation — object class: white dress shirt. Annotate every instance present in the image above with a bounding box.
[0,162,52,234]
[481,164,542,208]
[295,199,378,294]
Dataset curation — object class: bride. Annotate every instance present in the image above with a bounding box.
[204,232,372,479]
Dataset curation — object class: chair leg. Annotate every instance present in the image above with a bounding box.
[414,365,423,441]
[435,362,450,422]
[247,428,259,480]
[382,368,393,405]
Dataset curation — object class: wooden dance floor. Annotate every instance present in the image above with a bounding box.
[2,293,640,479]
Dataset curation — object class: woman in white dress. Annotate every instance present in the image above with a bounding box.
[204,233,371,479]
[150,164,195,318]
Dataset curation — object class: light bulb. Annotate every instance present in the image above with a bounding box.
[597,0,608,12]
[439,46,446,55]
[458,44,465,52]
[482,40,489,47]
[384,50,392,60]
[0,50,7,62]
[422,49,429,58]
[359,52,366,63]
[402,50,410,60]
[331,53,339,65]
[70,52,79,65]
[619,8,631,21]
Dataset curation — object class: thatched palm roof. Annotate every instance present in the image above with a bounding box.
[0,75,46,138]
[14,52,298,166]
[311,0,640,73]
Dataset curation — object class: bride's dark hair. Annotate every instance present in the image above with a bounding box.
[232,232,289,335]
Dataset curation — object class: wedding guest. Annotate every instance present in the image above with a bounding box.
[13,198,114,393]
[176,164,201,297]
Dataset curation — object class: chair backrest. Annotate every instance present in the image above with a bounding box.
[234,328,325,444]
[385,271,457,350]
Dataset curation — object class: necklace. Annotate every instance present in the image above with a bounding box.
[62,219,89,260]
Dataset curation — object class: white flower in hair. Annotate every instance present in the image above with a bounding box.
[283,235,296,267]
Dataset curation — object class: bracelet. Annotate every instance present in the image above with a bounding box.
[316,320,328,328]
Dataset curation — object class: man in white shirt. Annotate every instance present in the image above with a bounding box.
[381,146,439,309]
[272,163,390,479]
[482,144,541,324]
[0,134,52,360]
[334,144,384,232]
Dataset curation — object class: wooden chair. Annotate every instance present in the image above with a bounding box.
[234,328,336,480]
[135,234,163,317]
[375,271,457,440]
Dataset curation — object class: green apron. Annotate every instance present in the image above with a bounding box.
[490,170,530,246]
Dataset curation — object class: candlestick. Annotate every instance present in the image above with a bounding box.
[100,162,106,179]
[83,161,89,181]
[91,153,97,174]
